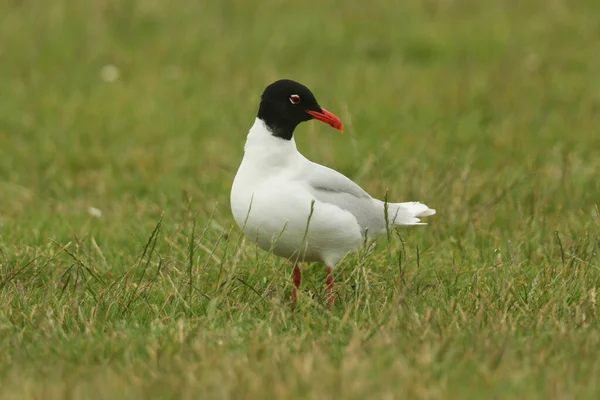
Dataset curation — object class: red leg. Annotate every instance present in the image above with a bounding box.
[291,264,301,306]
[326,266,334,311]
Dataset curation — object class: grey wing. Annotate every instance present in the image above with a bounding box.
[304,161,386,236]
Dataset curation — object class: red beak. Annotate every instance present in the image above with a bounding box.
[306,108,344,132]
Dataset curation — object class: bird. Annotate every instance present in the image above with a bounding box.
[230,79,435,310]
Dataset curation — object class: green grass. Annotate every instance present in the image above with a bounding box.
[1,0,600,398]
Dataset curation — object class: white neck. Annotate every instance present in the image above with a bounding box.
[245,118,297,152]
[240,118,301,170]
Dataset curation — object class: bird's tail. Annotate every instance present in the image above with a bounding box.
[387,201,436,226]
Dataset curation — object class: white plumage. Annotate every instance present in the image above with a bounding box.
[230,80,435,309]
[231,119,435,267]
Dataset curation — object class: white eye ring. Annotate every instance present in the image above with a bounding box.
[289,94,301,104]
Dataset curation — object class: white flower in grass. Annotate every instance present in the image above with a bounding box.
[100,64,120,82]
[88,207,103,218]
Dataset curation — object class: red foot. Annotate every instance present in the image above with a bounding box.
[326,266,334,311]
[291,264,301,306]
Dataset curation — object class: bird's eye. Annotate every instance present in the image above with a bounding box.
[289,94,301,105]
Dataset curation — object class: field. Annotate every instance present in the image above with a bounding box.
[1,0,600,398]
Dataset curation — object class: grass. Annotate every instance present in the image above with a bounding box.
[1,0,600,398]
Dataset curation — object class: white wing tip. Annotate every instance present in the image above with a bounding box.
[401,202,436,217]
[421,208,436,217]
[390,202,436,226]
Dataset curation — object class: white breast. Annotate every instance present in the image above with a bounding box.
[230,119,363,266]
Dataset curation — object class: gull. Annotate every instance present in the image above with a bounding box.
[231,79,435,310]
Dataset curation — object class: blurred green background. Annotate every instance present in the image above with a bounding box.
[1,0,599,399]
